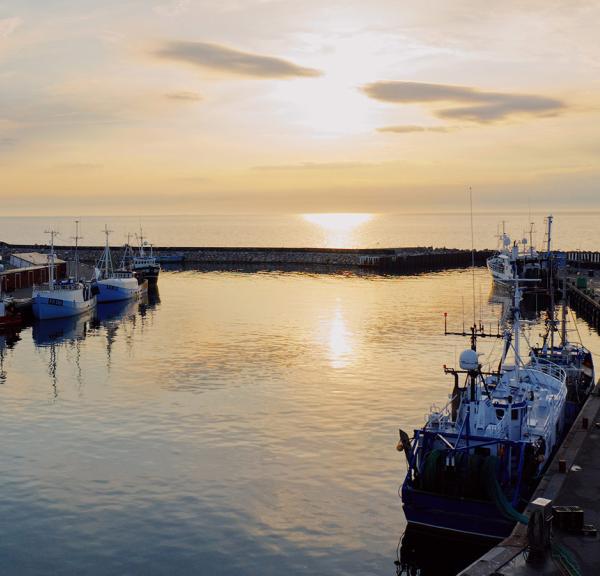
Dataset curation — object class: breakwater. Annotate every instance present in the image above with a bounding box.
[0,242,494,273]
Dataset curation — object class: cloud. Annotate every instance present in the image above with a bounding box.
[153,0,190,16]
[164,90,202,101]
[0,17,21,39]
[153,40,322,79]
[377,125,451,133]
[362,81,565,122]
[251,161,378,172]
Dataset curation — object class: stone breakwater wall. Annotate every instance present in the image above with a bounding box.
[0,242,495,272]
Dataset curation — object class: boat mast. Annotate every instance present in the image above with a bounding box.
[71,220,82,282]
[103,225,113,278]
[529,222,535,256]
[138,226,145,257]
[546,215,553,257]
[45,229,58,291]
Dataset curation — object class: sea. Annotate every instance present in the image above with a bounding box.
[1,213,600,575]
[0,211,599,250]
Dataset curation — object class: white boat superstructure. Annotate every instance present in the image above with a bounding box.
[32,228,97,320]
[95,226,141,303]
[486,217,553,286]
[426,283,567,464]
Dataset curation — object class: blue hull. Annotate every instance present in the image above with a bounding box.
[32,296,96,320]
[96,283,139,303]
[402,484,516,540]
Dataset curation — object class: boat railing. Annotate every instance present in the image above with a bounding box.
[33,281,83,291]
[527,357,567,384]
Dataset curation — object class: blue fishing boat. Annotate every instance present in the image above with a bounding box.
[94,226,141,303]
[32,227,97,320]
[399,282,569,540]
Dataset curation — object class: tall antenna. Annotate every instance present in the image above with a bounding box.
[469,187,476,325]
[70,220,83,282]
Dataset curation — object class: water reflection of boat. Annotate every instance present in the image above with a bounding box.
[0,330,21,384]
[32,311,93,346]
[396,525,491,576]
[95,299,139,324]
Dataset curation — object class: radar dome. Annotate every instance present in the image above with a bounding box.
[459,349,480,371]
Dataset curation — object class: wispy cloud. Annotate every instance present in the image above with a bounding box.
[153,0,190,16]
[0,16,21,39]
[362,81,565,122]
[165,90,202,101]
[251,161,378,172]
[377,125,452,134]
[153,40,322,79]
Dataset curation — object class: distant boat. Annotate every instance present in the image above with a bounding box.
[120,228,160,286]
[32,228,97,320]
[486,217,552,286]
[95,226,142,303]
[155,252,185,264]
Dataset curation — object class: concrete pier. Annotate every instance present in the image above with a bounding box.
[0,242,494,274]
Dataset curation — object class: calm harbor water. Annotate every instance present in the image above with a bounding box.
[0,270,600,575]
[1,269,600,575]
[0,212,599,250]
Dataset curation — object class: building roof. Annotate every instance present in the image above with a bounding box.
[11,252,65,265]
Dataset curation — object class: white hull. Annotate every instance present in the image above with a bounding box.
[96,277,141,303]
[486,256,514,284]
[32,287,96,320]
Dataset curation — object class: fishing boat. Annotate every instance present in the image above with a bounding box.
[399,281,570,540]
[32,228,97,320]
[486,218,552,286]
[0,297,21,330]
[530,267,595,426]
[95,226,142,303]
[120,229,160,286]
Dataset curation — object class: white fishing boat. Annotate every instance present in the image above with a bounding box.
[487,218,552,286]
[32,228,97,320]
[399,279,571,539]
[95,226,141,303]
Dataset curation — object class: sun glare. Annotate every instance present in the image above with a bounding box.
[302,213,373,230]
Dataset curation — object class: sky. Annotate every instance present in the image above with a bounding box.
[1,0,599,215]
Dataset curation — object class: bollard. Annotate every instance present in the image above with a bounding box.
[582,417,589,430]
[558,460,567,473]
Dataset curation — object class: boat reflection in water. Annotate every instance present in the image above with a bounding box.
[0,330,22,385]
[32,287,160,347]
[32,310,93,347]
[396,525,492,576]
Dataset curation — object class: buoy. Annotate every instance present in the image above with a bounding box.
[396,440,404,452]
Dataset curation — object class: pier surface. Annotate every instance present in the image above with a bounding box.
[459,385,600,576]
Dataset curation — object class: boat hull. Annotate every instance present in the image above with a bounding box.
[134,266,159,286]
[96,279,141,303]
[32,294,96,320]
[402,484,516,540]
